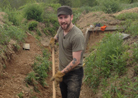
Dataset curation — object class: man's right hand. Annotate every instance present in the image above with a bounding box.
[49,37,56,51]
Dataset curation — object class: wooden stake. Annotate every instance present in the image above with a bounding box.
[52,47,56,98]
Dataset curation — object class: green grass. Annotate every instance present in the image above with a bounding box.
[116,13,138,20]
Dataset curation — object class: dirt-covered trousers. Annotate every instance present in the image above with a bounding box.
[60,67,83,98]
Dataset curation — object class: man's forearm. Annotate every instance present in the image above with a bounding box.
[61,58,79,74]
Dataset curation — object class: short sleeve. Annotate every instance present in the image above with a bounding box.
[57,27,61,41]
[72,34,84,52]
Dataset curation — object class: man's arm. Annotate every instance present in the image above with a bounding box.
[61,50,82,74]
[54,34,58,41]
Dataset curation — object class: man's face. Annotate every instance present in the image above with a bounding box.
[58,14,73,30]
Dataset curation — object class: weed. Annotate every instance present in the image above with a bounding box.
[2,64,6,69]
[13,44,20,51]
[133,42,138,60]
[25,71,38,85]
[17,92,23,98]
[134,66,138,76]
[36,29,42,36]
[28,21,38,31]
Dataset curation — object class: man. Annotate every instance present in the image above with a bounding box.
[50,5,84,98]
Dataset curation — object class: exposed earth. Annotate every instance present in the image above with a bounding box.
[0,7,138,98]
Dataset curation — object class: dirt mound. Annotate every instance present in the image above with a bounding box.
[113,7,138,16]
[76,11,121,34]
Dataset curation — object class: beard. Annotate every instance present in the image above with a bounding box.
[60,21,71,31]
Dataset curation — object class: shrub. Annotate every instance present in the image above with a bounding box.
[24,4,43,21]
[2,6,23,26]
[84,32,128,89]
[99,0,121,13]
[28,21,38,31]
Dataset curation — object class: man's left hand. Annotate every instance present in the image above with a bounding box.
[51,71,65,85]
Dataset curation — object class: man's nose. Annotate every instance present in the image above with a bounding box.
[61,18,66,22]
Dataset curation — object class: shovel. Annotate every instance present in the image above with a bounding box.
[52,46,56,98]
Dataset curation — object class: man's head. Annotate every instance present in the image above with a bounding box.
[57,6,72,16]
[57,6,73,31]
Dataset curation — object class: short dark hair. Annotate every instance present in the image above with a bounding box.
[57,6,72,16]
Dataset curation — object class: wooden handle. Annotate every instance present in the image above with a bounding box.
[52,47,56,98]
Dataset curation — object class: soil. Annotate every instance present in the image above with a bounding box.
[0,7,138,98]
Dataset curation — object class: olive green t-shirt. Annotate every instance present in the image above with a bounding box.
[57,25,84,71]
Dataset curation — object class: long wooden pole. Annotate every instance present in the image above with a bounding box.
[52,47,56,98]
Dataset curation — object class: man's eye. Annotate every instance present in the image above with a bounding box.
[65,16,68,18]
[59,17,62,19]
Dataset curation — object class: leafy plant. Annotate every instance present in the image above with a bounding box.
[17,92,23,98]
[25,71,38,85]
[36,29,42,36]
[28,21,38,31]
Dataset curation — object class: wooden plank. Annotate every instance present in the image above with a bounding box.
[84,28,90,53]
[88,26,125,32]
[119,33,130,40]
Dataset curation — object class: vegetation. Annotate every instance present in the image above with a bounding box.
[116,12,138,36]
[17,92,23,98]
[23,3,43,22]
[84,33,128,88]
[25,49,51,91]
[28,21,38,31]
[0,24,26,44]
[84,2,138,97]
[0,0,138,97]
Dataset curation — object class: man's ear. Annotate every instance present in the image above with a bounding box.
[71,14,73,21]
